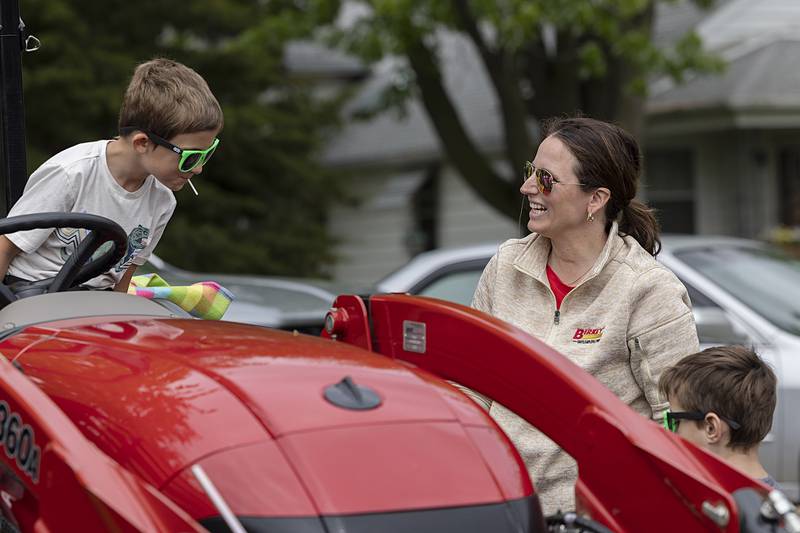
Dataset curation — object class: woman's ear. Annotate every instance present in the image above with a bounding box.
[588,187,611,215]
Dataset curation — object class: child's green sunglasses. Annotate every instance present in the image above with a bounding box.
[121,127,219,173]
[663,410,741,433]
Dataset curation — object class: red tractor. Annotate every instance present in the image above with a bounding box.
[0,212,793,531]
[0,3,795,531]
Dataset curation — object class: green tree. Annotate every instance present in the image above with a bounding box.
[314,0,722,219]
[20,0,344,276]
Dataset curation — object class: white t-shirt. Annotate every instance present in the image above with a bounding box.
[7,140,176,289]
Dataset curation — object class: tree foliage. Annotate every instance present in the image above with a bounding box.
[20,0,344,276]
[312,0,723,219]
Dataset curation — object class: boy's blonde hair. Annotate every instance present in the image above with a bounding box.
[118,58,223,140]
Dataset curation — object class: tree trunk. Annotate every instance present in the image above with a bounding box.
[405,37,520,219]
[451,0,534,178]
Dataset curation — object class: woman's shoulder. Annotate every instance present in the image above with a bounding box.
[612,234,685,287]
[613,234,664,271]
[614,235,685,290]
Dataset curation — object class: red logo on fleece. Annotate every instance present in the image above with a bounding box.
[572,327,605,344]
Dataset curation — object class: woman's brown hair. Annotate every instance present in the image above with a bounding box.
[542,117,661,256]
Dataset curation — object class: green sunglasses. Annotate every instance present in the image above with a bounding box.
[663,410,741,433]
[121,127,219,173]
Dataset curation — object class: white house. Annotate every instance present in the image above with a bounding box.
[646,0,800,238]
[307,0,800,284]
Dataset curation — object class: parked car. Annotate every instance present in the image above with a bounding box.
[375,243,495,306]
[141,254,340,334]
[375,235,800,500]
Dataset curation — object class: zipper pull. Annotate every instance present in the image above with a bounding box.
[554,309,560,325]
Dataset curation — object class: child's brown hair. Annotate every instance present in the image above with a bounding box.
[659,345,776,450]
[118,58,223,139]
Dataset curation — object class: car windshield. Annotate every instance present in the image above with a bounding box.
[674,244,800,335]
[417,270,484,306]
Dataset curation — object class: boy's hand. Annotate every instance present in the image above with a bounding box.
[0,236,21,282]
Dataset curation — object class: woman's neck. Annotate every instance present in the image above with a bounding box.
[548,223,608,275]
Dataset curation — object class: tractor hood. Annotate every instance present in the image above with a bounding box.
[0,316,530,520]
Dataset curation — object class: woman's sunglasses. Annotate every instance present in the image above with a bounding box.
[121,127,219,173]
[524,161,581,195]
[663,410,742,433]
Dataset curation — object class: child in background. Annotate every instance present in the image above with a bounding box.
[659,345,780,488]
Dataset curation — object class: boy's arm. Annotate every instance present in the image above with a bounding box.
[115,264,137,293]
[0,236,22,281]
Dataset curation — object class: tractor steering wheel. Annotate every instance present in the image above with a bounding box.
[0,213,128,307]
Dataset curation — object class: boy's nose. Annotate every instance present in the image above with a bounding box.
[190,164,204,175]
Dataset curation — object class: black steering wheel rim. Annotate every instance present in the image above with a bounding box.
[0,213,128,305]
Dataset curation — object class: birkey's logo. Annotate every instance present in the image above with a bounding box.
[572,327,605,344]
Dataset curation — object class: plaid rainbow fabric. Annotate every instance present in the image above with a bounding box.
[127,273,234,320]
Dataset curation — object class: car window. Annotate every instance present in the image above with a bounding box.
[677,276,750,345]
[681,279,719,309]
[675,245,800,335]
[417,269,484,306]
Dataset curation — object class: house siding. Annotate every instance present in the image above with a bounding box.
[437,166,519,248]
[330,171,422,284]
[645,128,795,239]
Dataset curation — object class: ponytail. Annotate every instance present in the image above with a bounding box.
[619,199,661,256]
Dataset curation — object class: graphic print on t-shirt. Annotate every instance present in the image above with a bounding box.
[57,225,150,273]
[57,227,87,261]
[115,225,150,272]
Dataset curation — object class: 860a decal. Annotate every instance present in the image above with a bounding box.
[0,401,40,483]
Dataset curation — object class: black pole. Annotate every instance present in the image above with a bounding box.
[0,0,28,216]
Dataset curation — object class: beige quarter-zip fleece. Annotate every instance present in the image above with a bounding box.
[471,223,699,515]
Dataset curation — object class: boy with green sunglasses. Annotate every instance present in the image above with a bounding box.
[119,128,220,175]
[0,58,223,292]
[658,345,780,489]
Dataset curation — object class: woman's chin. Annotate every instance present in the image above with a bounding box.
[527,218,547,234]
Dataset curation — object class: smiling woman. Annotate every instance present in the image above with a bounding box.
[469,117,700,514]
